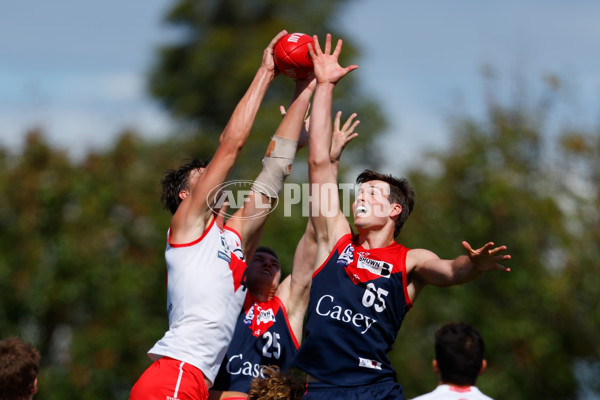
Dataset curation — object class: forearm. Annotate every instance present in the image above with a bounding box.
[308,82,336,170]
[446,255,484,285]
[274,85,313,142]
[220,66,275,149]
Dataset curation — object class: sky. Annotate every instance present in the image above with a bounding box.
[1,0,599,168]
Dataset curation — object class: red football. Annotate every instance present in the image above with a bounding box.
[273,33,314,79]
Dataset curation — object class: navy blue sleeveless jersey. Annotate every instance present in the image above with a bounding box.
[293,233,412,386]
[212,295,300,393]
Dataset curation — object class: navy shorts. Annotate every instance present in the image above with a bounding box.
[303,380,405,400]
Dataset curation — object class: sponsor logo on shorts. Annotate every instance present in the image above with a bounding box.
[358,357,382,370]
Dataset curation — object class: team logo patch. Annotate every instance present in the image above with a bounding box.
[245,303,277,337]
[217,236,231,263]
[357,254,391,278]
[256,307,276,325]
[358,357,382,370]
[337,244,354,266]
[243,306,255,325]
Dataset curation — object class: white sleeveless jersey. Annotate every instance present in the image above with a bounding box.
[411,384,493,400]
[148,218,248,385]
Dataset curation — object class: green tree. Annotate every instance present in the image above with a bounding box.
[389,75,600,399]
[148,0,385,173]
[0,130,184,398]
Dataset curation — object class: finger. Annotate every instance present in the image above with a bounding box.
[311,35,322,56]
[496,263,511,272]
[324,33,332,55]
[344,65,359,74]
[489,245,507,255]
[332,38,343,58]
[279,105,286,117]
[345,132,359,144]
[269,30,288,49]
[348,120,360,134]
[481,242,495,252]
[461,241,474,253]
[334,111,342,131]
[342,113,357,130]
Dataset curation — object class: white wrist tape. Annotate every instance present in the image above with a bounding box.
[251,136,298,198]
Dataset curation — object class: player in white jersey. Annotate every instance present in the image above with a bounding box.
[130,29,317,400]
[411,322,493,400]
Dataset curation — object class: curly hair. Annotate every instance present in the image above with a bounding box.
[0,337,40,400]
[247,366,305,400]
[160,158,209,215]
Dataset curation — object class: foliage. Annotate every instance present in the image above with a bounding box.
[148,0,385,173]
[391,78,600,399]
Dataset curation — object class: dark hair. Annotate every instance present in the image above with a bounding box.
[254,246,279,261]
[0,337,40,400]
[435,322,485,386]
[160,158,209,215]
[355,169,415,237]
[248,366,305,400]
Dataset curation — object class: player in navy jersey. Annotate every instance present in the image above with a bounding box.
[293,33,512,400]
[130,30,322,400]
[209,103,360,400]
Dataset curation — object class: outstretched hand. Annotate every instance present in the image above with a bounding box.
[330,111,359,162]
[462,241,512,272]
[308,33,358,85]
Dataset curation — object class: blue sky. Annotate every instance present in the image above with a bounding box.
[1,0,599,167]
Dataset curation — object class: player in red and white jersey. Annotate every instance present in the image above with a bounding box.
[411,322,493,400]
[130,29,316,400]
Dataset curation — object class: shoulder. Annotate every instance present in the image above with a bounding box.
[410,392,435,400]
[406,247,440,272]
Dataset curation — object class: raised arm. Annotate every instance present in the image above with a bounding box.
[406,241,512,301]
[307,34,358,267]
[169,30,288,244]
[277,111,359,341]
[226,76,317,258]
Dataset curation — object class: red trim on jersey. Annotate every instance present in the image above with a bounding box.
[274,295,300,349]
[313,233,353,278]
[223,225,242,241]
[449,385,472,393]
[399,246,413,309]
[167,217,215,248]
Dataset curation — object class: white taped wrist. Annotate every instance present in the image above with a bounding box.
[251,136,298,198]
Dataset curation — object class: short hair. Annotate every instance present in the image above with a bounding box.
[254,246,279,262]
[0,337,40,400]
[355,169,415,237]
[160,158,209,215]
[247,366,305,400]
[435,322,485,386]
